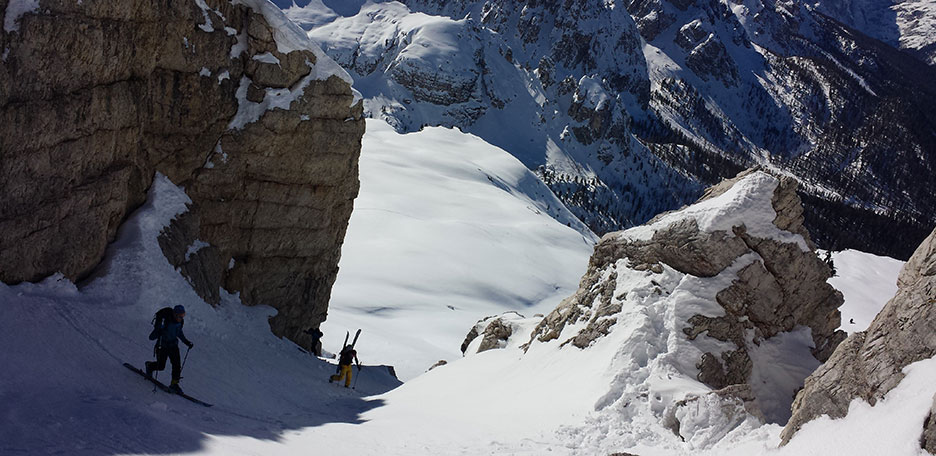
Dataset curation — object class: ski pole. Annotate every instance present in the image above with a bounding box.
[180,346,191,376]
[152,342,161,393]
[353,365,361,389]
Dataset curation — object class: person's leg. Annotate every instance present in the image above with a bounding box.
[330,365,343,383]
[343,365,352,388]
[169,346,182,385]
[153,346,169,370]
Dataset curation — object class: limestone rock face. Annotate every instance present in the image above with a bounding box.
[0,0,364,344]
[782,227,936,445]
[527,168,844,421]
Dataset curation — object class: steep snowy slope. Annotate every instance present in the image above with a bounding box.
[829,249,905,333]
[0,175,402,456]
[325,120,596,380]
[0,119,593,454]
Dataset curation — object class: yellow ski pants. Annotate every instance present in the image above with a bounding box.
[330,364,352,387]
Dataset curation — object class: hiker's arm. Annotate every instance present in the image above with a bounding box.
[179,329,192,348]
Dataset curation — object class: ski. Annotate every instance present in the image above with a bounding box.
[350,329,361,349]
[123,363,213,407]
[342,331,349,348]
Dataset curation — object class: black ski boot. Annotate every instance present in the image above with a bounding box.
[169,380,183,394]
[144,362,155,379]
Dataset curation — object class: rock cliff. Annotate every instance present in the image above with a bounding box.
[0,0,364,344]
[781,227,936,446]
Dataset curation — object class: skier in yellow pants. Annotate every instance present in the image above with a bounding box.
[329,344,360,388]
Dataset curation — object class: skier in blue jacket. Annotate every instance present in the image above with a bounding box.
[145,305,194,392]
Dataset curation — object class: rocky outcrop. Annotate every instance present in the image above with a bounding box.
[526,169,844,424]
[531,169,843,365]
[781,227,936,445]
[0,0,364,344]
[461,312,525,355]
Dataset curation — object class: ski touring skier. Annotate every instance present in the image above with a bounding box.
[145,305,194,393]
[304,326,324,357]
[329,344,360,388]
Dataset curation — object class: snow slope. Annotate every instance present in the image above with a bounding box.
[829,249,905,333]
[0,118,594,454]
[325,119,596,380]
[0,175,402,456]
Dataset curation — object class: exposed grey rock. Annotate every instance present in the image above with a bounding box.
[782,227,936,444]
[461,325,481,355]
[685,35,739,87]
[527,169,844,415]
[0,0,364,348]
[462,312,525,354]
[157,211,223,306]
[478,318,513,353]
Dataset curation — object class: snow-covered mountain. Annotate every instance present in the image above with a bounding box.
[809,0,936,65]
[4,120,923,455]
[279,0,936,260]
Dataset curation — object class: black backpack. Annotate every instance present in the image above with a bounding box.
[149,307,180,341]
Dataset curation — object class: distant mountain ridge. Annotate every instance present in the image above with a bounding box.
[284,0,936,259]
[808,0,936,66]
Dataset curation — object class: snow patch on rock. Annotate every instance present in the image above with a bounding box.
[3,0,39,33]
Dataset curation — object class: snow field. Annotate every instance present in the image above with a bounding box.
[325,119,596,380]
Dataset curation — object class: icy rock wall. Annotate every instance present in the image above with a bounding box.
[0,0,364,345]
[782,226,936,447]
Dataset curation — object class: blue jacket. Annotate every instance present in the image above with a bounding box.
[157,319,191,347]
